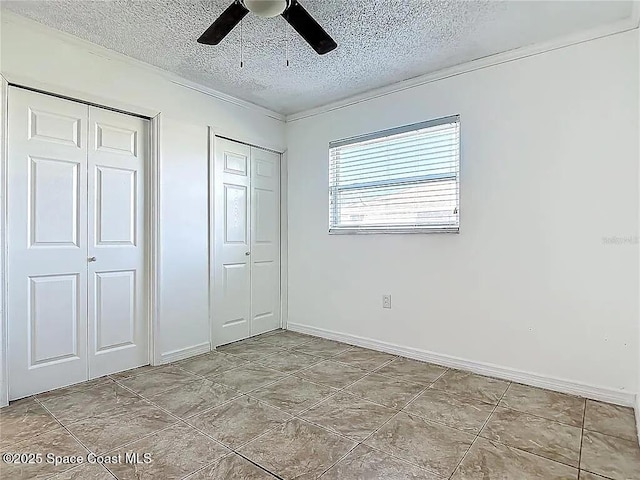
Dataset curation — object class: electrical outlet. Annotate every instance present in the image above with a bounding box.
[382,294,392,309]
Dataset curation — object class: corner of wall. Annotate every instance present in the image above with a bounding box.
[636,394,640,446]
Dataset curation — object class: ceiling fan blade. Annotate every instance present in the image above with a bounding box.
[198,1,249,45]
[282,1,337,55]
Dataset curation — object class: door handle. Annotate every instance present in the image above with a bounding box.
[88,256,97,262]
[245,252,251,256]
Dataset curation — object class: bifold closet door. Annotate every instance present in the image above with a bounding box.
[249,146,281,335]
[213,138,281,345]
[213,138,252,345]
[87,107,148,379]
[7,88,89,399]
[7,87,149,399]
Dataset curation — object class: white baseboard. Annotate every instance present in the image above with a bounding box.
[287,323,635,407]
[159,342,211,364]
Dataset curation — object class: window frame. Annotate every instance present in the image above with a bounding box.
[328,115,461,235]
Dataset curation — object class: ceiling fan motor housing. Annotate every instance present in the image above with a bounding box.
[242,0,290,18]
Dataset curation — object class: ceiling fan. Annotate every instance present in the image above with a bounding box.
[198,0,337,55]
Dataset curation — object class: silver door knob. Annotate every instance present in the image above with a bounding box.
[88,256,97,262]
[245,252,251,256]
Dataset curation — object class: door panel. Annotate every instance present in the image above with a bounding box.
[29,108,81,147]
[29,274,80,365]
[250,147,280,335]
[96,166,137,245]
[29,156,81,247]
[95,123,137,155]
[250,261,276,324]
[8,88,89,399]
[95,270,136,352]
[88,107,148,378]
[222,263,250,327]
[214,138,251,345]
[224,184,248,244]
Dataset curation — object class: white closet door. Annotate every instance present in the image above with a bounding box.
[7,88,89,399]
[87,107,148,378]
[213,138,252,345]
[249,147,281,335]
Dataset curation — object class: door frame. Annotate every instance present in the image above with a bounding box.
[1,75,9,407]
[207,128,288,348]
[0,76,161,407]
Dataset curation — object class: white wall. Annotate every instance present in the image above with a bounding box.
[286,30,639,402]
[0,11,285,381]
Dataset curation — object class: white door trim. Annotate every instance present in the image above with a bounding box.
[0,75,9,407]
[207,128,287,348]
[0,82,161,405]
[280,149,288,330]
[148,113,162,367]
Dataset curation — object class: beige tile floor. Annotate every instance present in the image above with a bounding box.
[1,329,639,479]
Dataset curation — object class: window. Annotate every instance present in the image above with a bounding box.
[329,115,460,234]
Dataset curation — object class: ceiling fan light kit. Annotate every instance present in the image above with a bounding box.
[244,0,288,18]
[198,0,337,55]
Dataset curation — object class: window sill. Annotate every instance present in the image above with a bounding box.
[328,227,459,235]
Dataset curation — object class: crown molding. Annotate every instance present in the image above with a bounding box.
[286,15,639,122]
[1,7,636,126]
[0,9,286,122]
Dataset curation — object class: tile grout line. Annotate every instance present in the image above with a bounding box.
[181,402,296,479]
[236,350,395,416]
[213,331,455,477]
[314,437,360,479]
[79,384,251,480]
[398,368,450,411]
[229,451,286,480]
[360,440,448,478]
[33,397,119,480]
[95,378,252,469]
[340,377,453,478]
[292,357,596,434]
[577,397,587,476]
[286,355,416,417]
[466,390,594,472]
[578,467,616,480]
[12,344,359,457]
[5,334,421,479]
[299,378,444,478]
[359,410,440,475]
[480,403,588,430]
[443,386,597,475]
[285,332,617,467]
[469,434,587,473]
[13,333,606,479]
[143,354,349,424]
[210,342,454,476]
[4,399,65,446]
[178,450,286,480]
[446,381,513,479]
[217,348,420,476]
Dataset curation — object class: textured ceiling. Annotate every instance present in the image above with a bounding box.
[1,1,634,115]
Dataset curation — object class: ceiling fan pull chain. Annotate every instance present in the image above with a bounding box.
[285,20,289,67]
[240,18,244,68]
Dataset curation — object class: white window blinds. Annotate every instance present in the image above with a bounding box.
[329,115,460,234]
